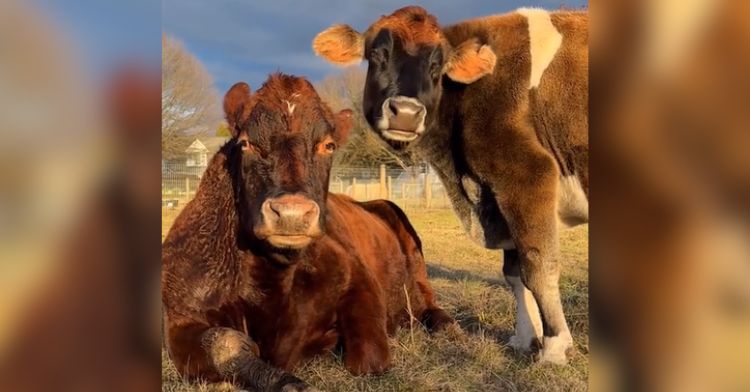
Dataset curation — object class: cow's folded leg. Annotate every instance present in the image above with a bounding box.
[169,324,315,392]
[201,327,317,392]
[338,279,391,375]
[502,249,543,352]
[340,322,390,375]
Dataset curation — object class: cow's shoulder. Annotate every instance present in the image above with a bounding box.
[358,199,423,252]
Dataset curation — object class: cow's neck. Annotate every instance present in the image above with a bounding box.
[249,251,302,293]
[411,89,512,249]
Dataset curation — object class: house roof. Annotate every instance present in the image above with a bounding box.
[197,137,229,154]
[185,139,208,152]
[164,136,230,160]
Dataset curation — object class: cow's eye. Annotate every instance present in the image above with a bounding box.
[238,140,262,155]
[370,48,388,65]
[429,59,443,79]
[325,142,337,152]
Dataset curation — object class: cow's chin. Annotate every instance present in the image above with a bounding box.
[265,234,314,250]
[379,130,421,151]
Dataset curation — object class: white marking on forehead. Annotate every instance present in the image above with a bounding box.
[283,92,301,115]
[517,8,563,89]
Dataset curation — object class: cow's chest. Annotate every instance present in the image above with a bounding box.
[241,264,346,367]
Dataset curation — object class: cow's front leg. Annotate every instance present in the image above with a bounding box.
[500,184,574,364]
[482,142,574,365]
[338,274,391,375]
[167,321,318,391]
[503,249,543,352]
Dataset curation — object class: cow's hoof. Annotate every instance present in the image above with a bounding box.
[535,335,573,365]
[508,334,541,352]
[345,350,391,376]
[422,308,458,333]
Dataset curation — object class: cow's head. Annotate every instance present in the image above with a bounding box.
[313,6,496,151]
[224,74,353,255]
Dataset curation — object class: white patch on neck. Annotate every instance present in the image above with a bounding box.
[517,8,563,89]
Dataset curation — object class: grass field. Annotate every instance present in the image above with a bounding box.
[162,206,588,391]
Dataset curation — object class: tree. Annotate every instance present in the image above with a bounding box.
[315,68,419,168]
[162,35,222,158]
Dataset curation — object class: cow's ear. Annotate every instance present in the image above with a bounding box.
[333,109,354,145]
[223,82,252,138]
[313,25,364,66]
[444,39,497,84]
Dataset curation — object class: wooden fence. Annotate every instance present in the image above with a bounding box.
[162,164,450,209]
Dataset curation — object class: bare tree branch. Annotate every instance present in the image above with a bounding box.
[162,35,222,158]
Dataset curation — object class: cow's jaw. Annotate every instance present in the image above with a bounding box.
[266,234,314,250]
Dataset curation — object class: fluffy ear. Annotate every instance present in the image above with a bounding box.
[333,109,354,145]
[444,39,497,84]
[223,82,252,137]
[312,25,364,66]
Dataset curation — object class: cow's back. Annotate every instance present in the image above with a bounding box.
[442,11,588,191]
[324,194,426,331]
[440,10,589,231]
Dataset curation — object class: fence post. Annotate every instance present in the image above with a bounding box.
[379,164,387,198]
[424,171,432,208]
[185,177,190,199]
[387,176,393,200]
[401,183,406,204]
[351,177,357,198]
[338,181,344,194]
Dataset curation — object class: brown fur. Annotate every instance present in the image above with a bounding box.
[162,74,453,390]
[431,9,588,362]
[314,7,588,363]
[366,6,442,51]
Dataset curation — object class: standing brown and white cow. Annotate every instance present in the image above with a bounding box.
[313,6,588,364]
[162,73,454,391]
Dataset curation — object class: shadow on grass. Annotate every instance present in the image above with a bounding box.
[425,263,526,354]
[426,263,505,286]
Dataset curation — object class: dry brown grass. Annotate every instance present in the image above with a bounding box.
[161,206,588,391]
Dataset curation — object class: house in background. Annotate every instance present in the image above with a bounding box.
[162,136,229,202]
[184,138,227,167]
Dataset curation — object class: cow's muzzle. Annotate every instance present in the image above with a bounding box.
[378,96,426,143]
[256,194,321,249]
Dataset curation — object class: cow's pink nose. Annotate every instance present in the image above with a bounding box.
[261,194,320,234]
[384,97,426,132]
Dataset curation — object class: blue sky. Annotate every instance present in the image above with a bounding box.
[162,0,587,94]
[30,1,587,92]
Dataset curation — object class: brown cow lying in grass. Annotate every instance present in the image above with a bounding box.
[162,73,454,391]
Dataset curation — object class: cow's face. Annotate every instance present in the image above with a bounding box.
[224,75,352,254]
[313,6,497,151]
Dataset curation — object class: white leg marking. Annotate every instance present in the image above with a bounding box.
[517,8,563,89]
[539,330,574,365]
[507,276,543,351]
[557,174,589,227]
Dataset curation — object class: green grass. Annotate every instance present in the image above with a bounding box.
[162,206,588,391]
